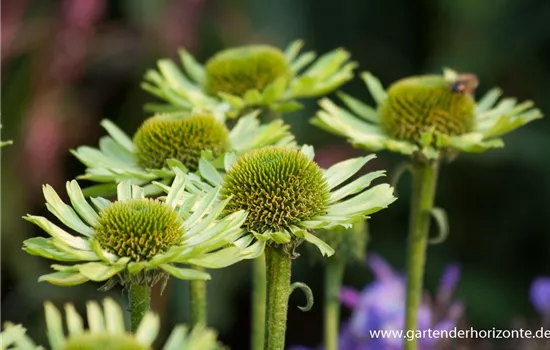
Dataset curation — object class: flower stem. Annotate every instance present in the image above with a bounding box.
[190,267,207,326]
[264,246,292,350]
[404,161,439,350]
[324,258,345,350]
[128,283,151,332]
[251,254,267,350]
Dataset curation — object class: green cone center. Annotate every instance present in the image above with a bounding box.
[94,198,183,261]
[133,114,229,171]
[61,333,149,350]
[221,146,330,233]
[378,75,476,143]
[204,45,291,96]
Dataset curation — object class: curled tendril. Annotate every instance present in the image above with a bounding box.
[390,161,412,196]
[290,282,314,312]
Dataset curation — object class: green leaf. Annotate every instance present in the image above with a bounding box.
[160,264,211,280]
[429,207,449,244]
[39,271,89,286]
[361,72,387,105]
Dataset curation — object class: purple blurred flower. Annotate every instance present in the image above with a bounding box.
[530,277,550,317]
[292,254,462,350]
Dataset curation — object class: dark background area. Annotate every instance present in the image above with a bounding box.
[1,0,549,348]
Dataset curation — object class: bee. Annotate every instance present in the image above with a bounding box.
[450,74,478,94]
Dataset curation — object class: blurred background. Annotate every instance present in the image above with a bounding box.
[2,0,550,348]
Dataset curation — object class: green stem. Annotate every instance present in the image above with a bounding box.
[190,267,207,326]
[324,258,345,350]
[128,283,151,332]
[251,254,267,350]
[264,246,292,350]
[404,162,439,350]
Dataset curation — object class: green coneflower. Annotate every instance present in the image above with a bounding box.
[71,110,296,197]
[142,40,357,117]
[180,145,396,350]
[312,68,542,161]
[311,68,543,350]
[0,298,226,350]
[22,171,261,330]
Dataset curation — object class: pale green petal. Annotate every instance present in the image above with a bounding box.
[300,144,315,160]
[90,196,112,211]
[337,91,379,123]
[23,215,90,251]
[328,170,386,204]
[198,158,223,186]
[323,154,376,190]
[44,302,65,350]
[66,181,99,226]
[360,72,387,105]
[284,39,303,63]
[438,133,504,153]
[64,304,84,337]
[261,77,287,104]
[1,323,39,350]
[160,264,211,280]
[179,48,205,85]
[290,51,316,74]
[42,184,93,237]
[475,88,502,113]
[186,246,245,268]
[101,298,125,334]
[293,229,334,257]
[326,183,396,217]
[100,119,135,153]
[184,187,220,229]
[244,89,263,105]
[23,237,85,262]
[86,301,105,333]
[78,262,126,281]
[166,170,188,208]
[38,272,89,287]
[135,313,160,346]
[270,100,303,113]
[263,230,291,244]
[218,92,245,110]
[116,181,132,201]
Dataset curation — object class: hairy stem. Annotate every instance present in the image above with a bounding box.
[264,246,292,350]
[324,258,345,350]
[190,267,207,326]
[251,254,267,350]
[128,283,151,332]
[404,162,439,350]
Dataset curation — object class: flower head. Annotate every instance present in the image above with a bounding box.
[142,40,357,117]
[133,113,229,170]
[72,110,295,197]
[22,170,261,289]
[180,146,396,256]
[0,298,226,350]
[312,69,542,161]
[205,45,291,96]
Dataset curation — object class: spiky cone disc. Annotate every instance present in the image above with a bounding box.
[220,146,330,248]
[204,45,292,96]
[133,113,229,171]
[378,75,476,144]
